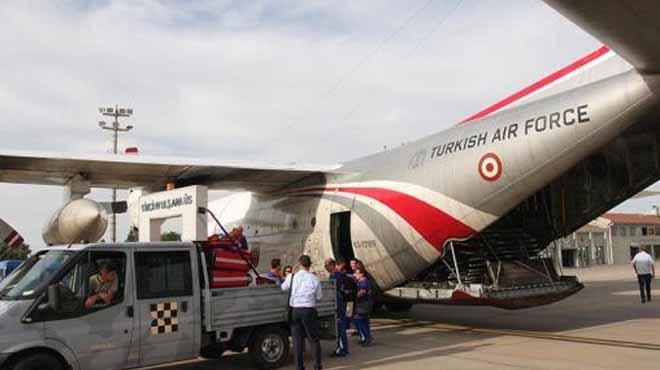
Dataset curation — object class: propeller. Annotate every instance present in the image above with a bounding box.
[0,217,25,248]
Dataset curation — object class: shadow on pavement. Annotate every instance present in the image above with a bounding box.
[155,323,498,370]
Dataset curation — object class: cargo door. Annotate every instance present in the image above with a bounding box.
[330,211,355,262]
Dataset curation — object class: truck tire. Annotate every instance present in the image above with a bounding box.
[9,353,64,370]
[249,326,289,370]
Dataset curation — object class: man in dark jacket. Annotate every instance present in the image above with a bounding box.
[325,258,350,356]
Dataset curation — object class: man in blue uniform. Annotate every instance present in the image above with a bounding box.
[325,258,350,357]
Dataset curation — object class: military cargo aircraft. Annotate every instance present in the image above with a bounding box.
[2,1,660,308]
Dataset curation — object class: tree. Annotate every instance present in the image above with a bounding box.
[0,241,31,260]
[161,231,181,242]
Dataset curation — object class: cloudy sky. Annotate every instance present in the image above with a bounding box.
[1,0,658,249]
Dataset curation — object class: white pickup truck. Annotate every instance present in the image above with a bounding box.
[0,242,336,370]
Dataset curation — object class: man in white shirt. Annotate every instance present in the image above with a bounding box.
[631,248,655,303]
[282,255,323,370]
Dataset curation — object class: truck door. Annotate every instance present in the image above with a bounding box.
[134,250,196,367]
[42,250,137,370]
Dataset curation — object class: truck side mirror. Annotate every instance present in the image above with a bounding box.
[47,284,61,312]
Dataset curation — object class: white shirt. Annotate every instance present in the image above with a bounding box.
[281,270,322,308]
[632,251,654,275]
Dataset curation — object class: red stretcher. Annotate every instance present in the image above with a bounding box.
[211,270,251,288]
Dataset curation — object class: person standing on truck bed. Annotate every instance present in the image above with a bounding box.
[282,255,323,370]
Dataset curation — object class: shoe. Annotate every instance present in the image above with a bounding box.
[330,351,347,357]
[642,299,646,304]
[359,338,372,347]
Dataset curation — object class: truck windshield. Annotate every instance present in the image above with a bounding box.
[0,250,75,300]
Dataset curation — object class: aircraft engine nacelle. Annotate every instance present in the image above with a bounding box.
[43,199,108,245]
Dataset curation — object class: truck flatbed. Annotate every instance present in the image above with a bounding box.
[205,282,337,340]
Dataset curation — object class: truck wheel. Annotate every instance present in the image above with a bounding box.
[249,326,290,370]
[384,302,413,312]
[9,353,63,370]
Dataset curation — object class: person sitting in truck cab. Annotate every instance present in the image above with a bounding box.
[85,262,119,309]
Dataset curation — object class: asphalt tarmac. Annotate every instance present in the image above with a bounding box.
[153,265,660,370]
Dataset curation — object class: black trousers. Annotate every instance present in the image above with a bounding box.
[637,274,653,301]
[291,307,322,370]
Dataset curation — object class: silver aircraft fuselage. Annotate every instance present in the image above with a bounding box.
[211,69,660,306]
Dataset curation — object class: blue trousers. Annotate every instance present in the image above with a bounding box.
[336,308,349,354]
[354,317,371,342]
[638,274,653,302]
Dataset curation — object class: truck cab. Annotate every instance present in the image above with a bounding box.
[0,242,336,370]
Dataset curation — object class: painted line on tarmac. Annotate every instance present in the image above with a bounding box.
[612,289,660,296]
[371,319,660,351]
[465,327,660,351]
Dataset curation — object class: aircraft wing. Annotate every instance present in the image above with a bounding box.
[543,1,660,72]
[0,149,342,193]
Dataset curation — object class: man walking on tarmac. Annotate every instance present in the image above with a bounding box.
[632,247,655,303]
[282,255,323,370]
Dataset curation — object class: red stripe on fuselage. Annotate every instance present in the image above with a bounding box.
[294,187,475,253]
[459,46,611,124]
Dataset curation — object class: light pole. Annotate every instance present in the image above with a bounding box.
[99,105,134,242]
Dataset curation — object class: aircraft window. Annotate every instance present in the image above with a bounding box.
[649,227,655,236]
[311,217,317,228]
[642,227,648,236]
